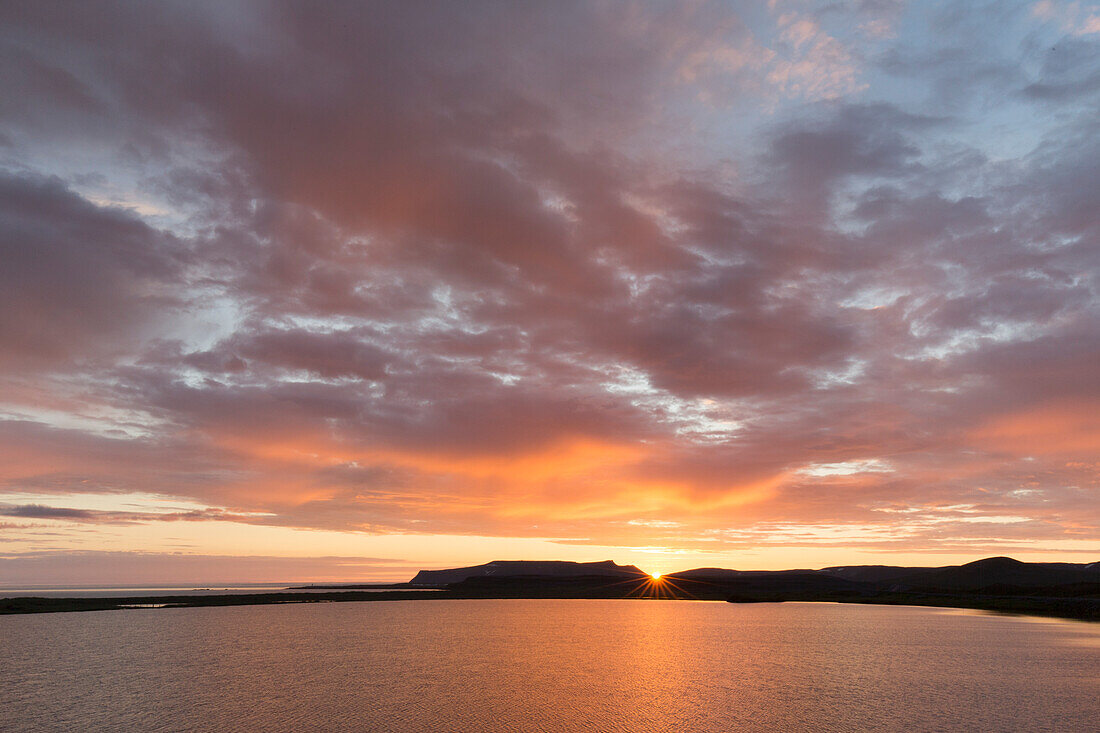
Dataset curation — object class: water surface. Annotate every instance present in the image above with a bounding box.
[2,600,1097,731]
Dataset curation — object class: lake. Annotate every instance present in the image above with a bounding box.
[1,600,1097,731]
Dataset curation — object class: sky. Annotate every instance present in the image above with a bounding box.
[1,0,1098,584]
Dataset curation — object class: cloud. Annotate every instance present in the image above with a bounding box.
[0,503,260,524]
[0,551,419,585]
[0,1,1097,573]
[1032,0,1100,35]
[768,11,868,100]
[0,172,184,369]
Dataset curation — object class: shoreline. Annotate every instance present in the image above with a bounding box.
[2,586,1097,622]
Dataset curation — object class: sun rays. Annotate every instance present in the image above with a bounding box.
[593,572,704,600]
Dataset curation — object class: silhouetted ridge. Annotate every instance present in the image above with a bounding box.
[967,556,1025,570]
[409,560,644,585]
[666,567,743,581]
[408,556,1100,590]
[817,565,938,583]
[5,556,1099,619]
[899,557,1099,591]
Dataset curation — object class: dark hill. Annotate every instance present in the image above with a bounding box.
[899,557,1100,591]
[668,569,872,595]
[409,559,644,585]
[666,567,744,581]
[639,557,1100,603]
[818,564,939,583]
[668,568,842,581]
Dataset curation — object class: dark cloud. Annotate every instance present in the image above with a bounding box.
[0,172,183,368]
[0,503,250,524]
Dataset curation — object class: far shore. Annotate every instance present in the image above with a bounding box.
[3,582,1097,622]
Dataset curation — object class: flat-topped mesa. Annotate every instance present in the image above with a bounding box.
[409,560,645,585]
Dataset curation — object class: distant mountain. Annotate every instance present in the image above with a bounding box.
[409,556,1100,597]
[668,568,838,581]
[666,569,870,595]
[409,560,645,585]
[666,568,745,581]
[670,557,1100,592]
[895,557,1100,591]
[817,565,938,583]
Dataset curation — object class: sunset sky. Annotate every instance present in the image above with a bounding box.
[2,1,1098,584]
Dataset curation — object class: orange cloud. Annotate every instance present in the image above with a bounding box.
[972,401,1100,455]
[199,426,782,522]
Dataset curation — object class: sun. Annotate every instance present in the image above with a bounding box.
[651,572,662,580]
